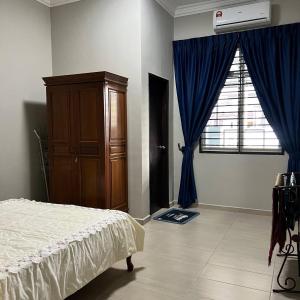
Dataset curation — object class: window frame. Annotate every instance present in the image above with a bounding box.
[199,47,283,155]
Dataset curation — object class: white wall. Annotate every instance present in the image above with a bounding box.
[0,0,52,201]
[51,0,144,218]
[173,0,300,211]
[51,0,174,219]
[1,0,297,214]
[140,0,174,214]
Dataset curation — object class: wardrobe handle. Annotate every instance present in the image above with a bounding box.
[75,156,78,163]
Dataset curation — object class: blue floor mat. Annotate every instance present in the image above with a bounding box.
[153,208,199,224]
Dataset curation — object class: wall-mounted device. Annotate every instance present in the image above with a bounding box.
[213,1,271,33]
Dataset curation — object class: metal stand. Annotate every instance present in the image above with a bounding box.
[273,225,300,293]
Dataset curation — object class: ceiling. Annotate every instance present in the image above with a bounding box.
[36,0,260,17]
[35,0,80,7]
[155,0,261,17]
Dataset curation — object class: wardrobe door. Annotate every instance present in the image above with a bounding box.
[107,85,128,211]
[72,83,105,208]
[47,86,79,205]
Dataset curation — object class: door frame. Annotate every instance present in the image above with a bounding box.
[148,73,170,213]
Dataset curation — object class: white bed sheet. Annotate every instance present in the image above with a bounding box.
[0,199,144,300]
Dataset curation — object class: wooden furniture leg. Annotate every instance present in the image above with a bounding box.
[126,256,134,272]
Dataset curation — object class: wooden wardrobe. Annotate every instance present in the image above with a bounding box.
[43,72,128,211]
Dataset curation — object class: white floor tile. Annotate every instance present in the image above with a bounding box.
[68,207,299,300]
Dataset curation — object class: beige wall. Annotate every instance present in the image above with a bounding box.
[1,0,298,215]
[50,0,174,218]
[173,0,300,211]
[175,0,300,39]
[0,0,52,201]
[51,0,144,217]
[141,0,174,214]
[0,0,173,218]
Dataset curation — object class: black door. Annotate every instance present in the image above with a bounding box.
[149,73,169,214]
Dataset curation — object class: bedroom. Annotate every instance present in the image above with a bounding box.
[0,0,300,299]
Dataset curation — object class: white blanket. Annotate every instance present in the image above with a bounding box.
[0,199,144,300]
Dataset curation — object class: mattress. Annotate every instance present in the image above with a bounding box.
[0,199,144,300]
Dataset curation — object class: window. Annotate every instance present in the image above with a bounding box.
[200,47,282,154]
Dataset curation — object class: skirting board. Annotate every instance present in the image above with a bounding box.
[198,203,272,216]
[134,200,176,225]
[172,200,272,216]
[135,215,151,225]
[169,200,176,207]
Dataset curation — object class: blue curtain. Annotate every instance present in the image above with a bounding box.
[173,34,238,208]
[240,23,300,171]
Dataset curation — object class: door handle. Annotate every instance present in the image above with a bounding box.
[75,156,78,163]
[157,145,166,150]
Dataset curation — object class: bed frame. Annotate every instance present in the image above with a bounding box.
[126,256,134,272]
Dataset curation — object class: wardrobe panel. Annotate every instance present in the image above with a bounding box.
[48,88,71,143]
[79,157,103,208]
[109,90,126,143]
[73,84,103,156]
[50,156,77,205]
[110,156,127,209]
[78,87,100,141]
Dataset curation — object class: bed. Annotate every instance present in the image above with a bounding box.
[0,199,144,300]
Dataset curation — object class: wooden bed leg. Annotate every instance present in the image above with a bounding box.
[126,256,134,272]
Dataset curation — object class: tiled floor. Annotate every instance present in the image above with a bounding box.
[69,207,300,300]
